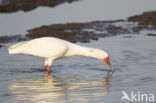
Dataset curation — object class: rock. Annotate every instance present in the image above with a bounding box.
[147,33,156,36]
[26,20,128,43]
[0,35,27,43]
[132,26,147,33]
[106,25,130,35]
[128,11,156,27]
[0,0,79,13]
[0,11,156,44]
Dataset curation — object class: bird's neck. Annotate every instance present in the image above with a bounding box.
[65,43,95,58]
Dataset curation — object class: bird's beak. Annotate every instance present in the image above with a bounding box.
[103,57,113,71]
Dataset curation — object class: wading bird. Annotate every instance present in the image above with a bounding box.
[8,37,113,73]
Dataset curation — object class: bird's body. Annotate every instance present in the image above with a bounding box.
[13,37,68,59]
[9,37,113,73]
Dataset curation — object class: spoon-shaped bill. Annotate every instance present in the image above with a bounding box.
[103,57,114,71]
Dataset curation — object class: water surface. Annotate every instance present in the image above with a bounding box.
[0,0,156,102]
[0,32,156,103]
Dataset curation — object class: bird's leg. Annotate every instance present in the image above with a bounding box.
[43,59,48,71]
[48,65,51,74]
[43,65,47,71]
[47,58,53,74]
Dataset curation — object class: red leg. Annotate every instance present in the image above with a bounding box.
[43,65,47,71]
[48,65,51,74]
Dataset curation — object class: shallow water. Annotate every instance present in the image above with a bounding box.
[1,0,156,102]
[0,32,156,103]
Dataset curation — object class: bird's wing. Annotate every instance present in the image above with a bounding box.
[20,37,68,58]
[9,41,27,50]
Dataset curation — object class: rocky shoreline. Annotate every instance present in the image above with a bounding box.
[0,11,156,48]
[0,0,79,13]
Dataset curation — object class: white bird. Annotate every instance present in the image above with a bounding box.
[8,37,113,73]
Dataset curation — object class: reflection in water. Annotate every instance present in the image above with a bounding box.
[9,71,114,103]
[102,71,114,90]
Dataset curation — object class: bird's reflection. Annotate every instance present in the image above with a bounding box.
[9,71,114,103]
[102,71,114,90]
[9,72,70,103]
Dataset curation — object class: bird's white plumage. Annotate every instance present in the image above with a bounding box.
[8,37,109,71]
[9,37,67,58]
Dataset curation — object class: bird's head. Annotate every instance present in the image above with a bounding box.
[89,48,113,70]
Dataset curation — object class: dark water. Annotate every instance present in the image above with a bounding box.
[0,32,156,103]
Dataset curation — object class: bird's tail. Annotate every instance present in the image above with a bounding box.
[8,41,27,54]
